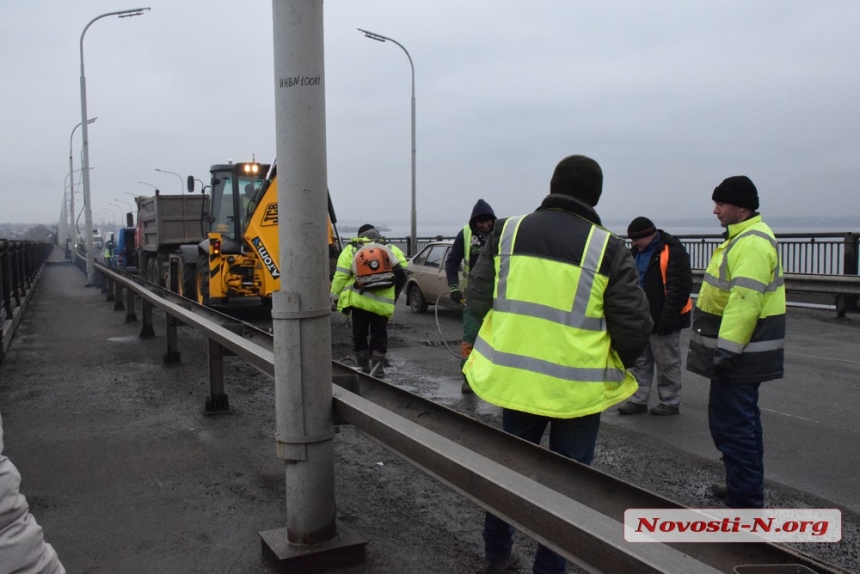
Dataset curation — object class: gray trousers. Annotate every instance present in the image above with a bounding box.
[629,330,682,407]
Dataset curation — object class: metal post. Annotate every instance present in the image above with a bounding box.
[164,312,181,364]
[358,29,417,256]
[125,287,137,322]
[140,299,155,338]
[205,339,229,413]
[79,8,149,286]
[261,1,365,570]
[113,281,124,311]
[155,168,184,194]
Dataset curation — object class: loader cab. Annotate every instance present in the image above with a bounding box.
[208,161,269,252]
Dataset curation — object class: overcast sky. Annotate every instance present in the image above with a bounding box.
[1,1,858,234]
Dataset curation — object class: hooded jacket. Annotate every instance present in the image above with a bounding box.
[445,199,496,289]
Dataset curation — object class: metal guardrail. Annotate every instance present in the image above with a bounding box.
[88,262,846,574]
[692,270,860,317]
[0,239,53,362]
[386,232,860,276]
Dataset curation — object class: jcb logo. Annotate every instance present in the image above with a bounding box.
[262,203,278,226]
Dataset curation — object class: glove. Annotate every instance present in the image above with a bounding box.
[450,289,463,304]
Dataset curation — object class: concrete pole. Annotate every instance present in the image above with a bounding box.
[271,0,336,545]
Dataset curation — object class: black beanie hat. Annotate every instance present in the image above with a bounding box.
[357,223,376,235]
[549,155,603,207]
[627,217,657,240]
[712,176,759,210]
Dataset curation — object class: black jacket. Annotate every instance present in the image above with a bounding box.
[465,193,652,368]
[444,199,496,288]
[630,231,692,334]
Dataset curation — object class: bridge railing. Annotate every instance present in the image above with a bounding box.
[386,232,860,276]
[0,239,53,362]
[678,232,859,275]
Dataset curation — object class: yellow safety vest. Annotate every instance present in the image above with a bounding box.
[687,215,785,382]
[331,239,406,318]
[464,214,637,418]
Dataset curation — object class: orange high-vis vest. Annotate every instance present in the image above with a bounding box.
[660,244,692,313]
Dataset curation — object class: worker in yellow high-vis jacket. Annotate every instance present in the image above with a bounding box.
[687,175,785,509]
[464,154,652,574]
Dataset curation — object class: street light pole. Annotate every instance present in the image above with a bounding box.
[111,200,133,226]
[79,7,150,285]
[137,180,159,193]
[69,117,96,258]
[155,168,184,193]
[358,28,417,256]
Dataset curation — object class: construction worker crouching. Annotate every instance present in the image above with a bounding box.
[330,224,408,377]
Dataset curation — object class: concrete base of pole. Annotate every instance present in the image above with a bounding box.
[259,521,366,573]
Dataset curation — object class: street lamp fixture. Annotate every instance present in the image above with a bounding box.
[79,7,150,285]
[155,168,184,193]
[137,180,159,193]
[358,28,417,256]
[111,201,132,227]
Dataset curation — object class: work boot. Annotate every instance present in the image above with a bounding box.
[711,482,728,500]
[617,401,647,415]
[481,549,520,574]
[649,403,680,416]
[461,374,474,394]
[355,350,370,374]
[370,351,386,378]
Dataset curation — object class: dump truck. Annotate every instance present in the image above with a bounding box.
[136,192,209,288]
[177,160,342,307]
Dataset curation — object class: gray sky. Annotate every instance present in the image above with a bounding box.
[2,1,858,233]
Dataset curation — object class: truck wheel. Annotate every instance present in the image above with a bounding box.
[196,255,210,306]
[179,253,196,300]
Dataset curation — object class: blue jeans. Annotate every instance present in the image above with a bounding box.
[484,409,601,574]
[708,378,764,508]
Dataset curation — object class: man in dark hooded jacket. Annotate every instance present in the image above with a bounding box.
[616,217,693,416]
[444,199,497,393]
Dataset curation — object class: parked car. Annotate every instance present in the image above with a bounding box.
[403,239,463,313]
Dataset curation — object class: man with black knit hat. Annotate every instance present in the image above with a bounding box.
[687,175,785,509]
[617,217,693,416]
[444,198,497,393]
[331,224,408,377]
[464,155,651,574]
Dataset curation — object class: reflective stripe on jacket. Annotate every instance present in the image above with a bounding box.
[464,213,638,418]
[686,215,786,382]
[461,225,472,290]
[330,239,406,318]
